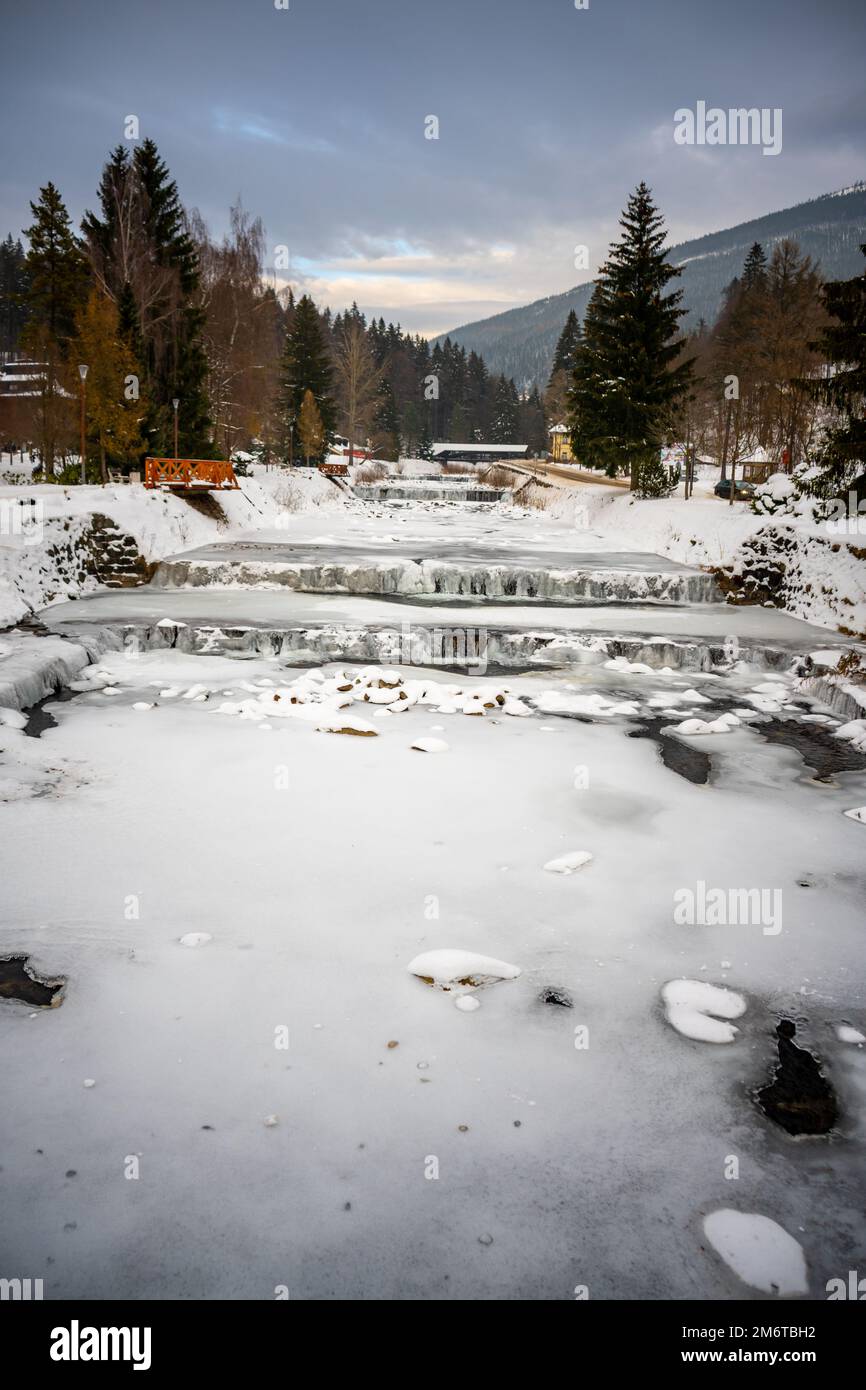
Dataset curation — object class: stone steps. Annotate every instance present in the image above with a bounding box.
[87,514,154,588]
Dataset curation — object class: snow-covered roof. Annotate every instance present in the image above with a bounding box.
[431,442,528,454]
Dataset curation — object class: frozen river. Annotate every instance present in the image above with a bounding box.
[1,491,865,1300]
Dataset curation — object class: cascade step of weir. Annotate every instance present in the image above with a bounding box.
[149,538,723,606]
[351,481,508,503]
[43,613,808,674]
[39,498,851,677]
[42,586,849,677]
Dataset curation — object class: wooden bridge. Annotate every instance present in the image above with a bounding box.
[144,458,239,492]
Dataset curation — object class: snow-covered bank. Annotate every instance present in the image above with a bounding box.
[545,479,866,636]
[0,631,92,710]
[0,467,355,630]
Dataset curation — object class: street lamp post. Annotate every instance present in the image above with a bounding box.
[78,365,89,486]
[172,398,180,461]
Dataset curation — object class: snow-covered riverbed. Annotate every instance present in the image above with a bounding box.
[1,641,865,1299]
[2,484,865,1300]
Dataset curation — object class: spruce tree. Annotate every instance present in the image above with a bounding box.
[550,309,581,378]
[0,235,29,353]
[24,184,89,348]
[519,385,548,455]
[373,376,401,460]
[82,140,212,457]
[491,376,519,443]
[568,283,617,471]
[568,183,692,487]
[741,242,768,291]
[278,293,336,461]
[418,417,435,461]
[806,243,866,498]
[134,140,211,455]
[22,183,90,477]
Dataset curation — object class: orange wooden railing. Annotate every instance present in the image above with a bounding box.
[144,458,239,490]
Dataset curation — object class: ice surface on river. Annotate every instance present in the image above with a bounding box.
[1,645,864,1299]
[3,484,865,1300]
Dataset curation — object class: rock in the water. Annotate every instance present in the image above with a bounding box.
[316,715,377,736]
[407,949,520,990]
[757,1019,838,1135]
[538,985,573,1008]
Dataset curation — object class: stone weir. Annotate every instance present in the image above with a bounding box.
[150,542,723,606]
[352,481,508,503]
[44,614,802,676]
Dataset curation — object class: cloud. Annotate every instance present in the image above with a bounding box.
[211,108,335,154]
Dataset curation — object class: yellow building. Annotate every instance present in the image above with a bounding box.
[548,424,574,462]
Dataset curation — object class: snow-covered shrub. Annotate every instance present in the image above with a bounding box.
[751,471,796,515]
[633,454,678,498]
[230,450,253,477]
[354,461,389,483]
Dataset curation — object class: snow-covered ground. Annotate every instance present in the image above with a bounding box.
[523,475,866,635]
[1,460,865,1300]
[0,459,356,629]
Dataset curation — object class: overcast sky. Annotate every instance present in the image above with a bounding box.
[2,0,864,336]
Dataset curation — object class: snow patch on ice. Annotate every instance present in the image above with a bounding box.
[407,949,521,990]
[703,1210,808,1295]
[662,979,746,1043]
[543,850,593,874]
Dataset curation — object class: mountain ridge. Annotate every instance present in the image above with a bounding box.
[433,183,866,388]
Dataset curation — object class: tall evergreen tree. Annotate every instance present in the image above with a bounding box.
[22,183,90,477]
[806,242,866,498]
[568,283,617,472]
[373,376,401,460]
[278,293,336,461]
[741,241,768,291]
[0,235,30,354]
[546,309,582,427]
[82,140,211,456]
[24,184,89,348]
[550,309,581,377]
[491,375,519,443]
[417,417,435,461]
[569,183,692,487]
[519,385,548,455]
